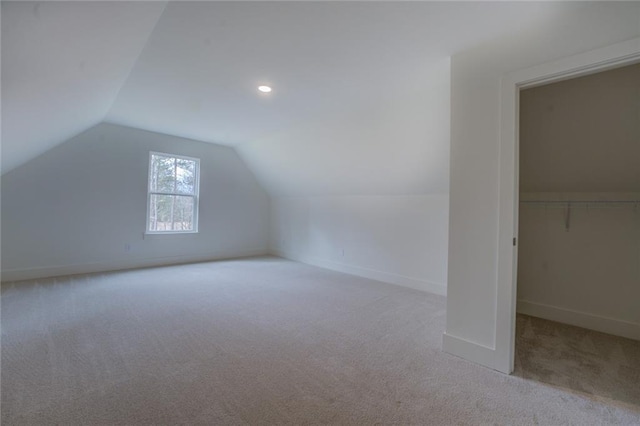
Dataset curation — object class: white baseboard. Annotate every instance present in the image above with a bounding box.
[517,299,640,341]
[442,332,498,371]
[1,248,268,282]
[270,248,446,296]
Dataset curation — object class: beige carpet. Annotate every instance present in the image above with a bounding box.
[2,256,639,425]
[515,314,640,407]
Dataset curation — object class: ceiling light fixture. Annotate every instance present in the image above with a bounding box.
[258,85,272,93]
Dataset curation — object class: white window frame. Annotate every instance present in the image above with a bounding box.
[146,151,200,234]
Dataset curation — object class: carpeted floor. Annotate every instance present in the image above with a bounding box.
[2,256,639,425]
[515,314,640,408]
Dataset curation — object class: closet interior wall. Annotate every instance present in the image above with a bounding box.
[517,63,640,341]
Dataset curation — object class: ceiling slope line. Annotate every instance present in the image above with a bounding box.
[0,121,97,178]
[103,1,169,120]
[1,1,171,174]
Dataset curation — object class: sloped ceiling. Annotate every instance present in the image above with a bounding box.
[106,2,572,147]
[4,1,620,196]
[237,59,452,196]
[1,1,166,173]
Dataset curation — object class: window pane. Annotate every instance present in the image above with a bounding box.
[149,194,173,231]
[175,158,196,194]
[172,195,194,230]
[150,154,176,193]
[148,194,194,231]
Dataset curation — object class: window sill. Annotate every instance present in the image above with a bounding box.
[144,231,199,236]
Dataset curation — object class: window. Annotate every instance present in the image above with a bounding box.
[147,152,200,233]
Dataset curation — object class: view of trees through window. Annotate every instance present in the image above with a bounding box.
[148,153,199,232]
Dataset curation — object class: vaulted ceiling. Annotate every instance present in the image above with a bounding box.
[1,1,167,173]
[3,1,635,195]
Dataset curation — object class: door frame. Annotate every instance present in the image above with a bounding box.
[494,37,640,374]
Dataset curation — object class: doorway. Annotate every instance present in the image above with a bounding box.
[493,37,640,376]
[514,63,640,405]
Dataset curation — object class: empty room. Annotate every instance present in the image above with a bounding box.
[1,1,639,424]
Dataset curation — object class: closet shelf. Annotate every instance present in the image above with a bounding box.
[520,200,639,208]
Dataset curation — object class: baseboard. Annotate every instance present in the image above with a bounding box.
[1,248,268,282]
[270,248,446,296]
[517,299,640,341]
[442,332,499,371]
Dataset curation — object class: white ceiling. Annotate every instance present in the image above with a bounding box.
[236,59,452,196]
[1,1,166,173]
[4,1,627,196]
[105,1,576,146]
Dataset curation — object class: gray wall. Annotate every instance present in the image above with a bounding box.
[520,63,640,192]
[1,123,269,280]
[517,195,639,339]
[270,195,449,296]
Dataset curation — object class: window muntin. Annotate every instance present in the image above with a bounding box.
[147,152,199,233]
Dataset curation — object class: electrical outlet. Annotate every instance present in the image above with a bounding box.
[124,243,131,253]
[341,249,345,257]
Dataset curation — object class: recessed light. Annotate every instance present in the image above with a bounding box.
[258,85,272,93]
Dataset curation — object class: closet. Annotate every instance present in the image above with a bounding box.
[517,62,639,338]
[515,63,639,404]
